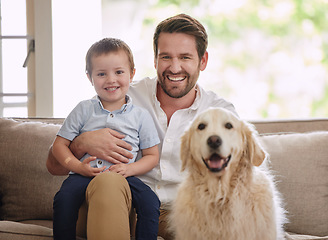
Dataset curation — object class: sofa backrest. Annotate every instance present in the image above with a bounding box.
[13,117,328,134]
[0,118,65,221]
[252,118,328,134]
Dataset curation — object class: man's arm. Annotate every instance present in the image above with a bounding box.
[46,146,70,175]
[46,128,134,176]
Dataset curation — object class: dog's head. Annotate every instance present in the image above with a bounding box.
[180,107,266,176]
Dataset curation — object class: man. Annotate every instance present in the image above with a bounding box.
[47,13,237,239]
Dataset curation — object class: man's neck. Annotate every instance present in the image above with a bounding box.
[156,83,197,124]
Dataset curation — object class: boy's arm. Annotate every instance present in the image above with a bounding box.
[109,145,159,177]
[52,136,105,177]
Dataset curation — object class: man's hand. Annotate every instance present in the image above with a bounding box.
[70,128,133,164]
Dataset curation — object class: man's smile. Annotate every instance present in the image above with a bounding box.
[167,75,186,82]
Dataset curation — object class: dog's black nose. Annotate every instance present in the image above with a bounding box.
[207,135,222,149]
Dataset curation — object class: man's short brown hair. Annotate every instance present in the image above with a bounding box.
[153,14,208,60]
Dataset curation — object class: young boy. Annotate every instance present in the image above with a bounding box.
[52,38,160,240]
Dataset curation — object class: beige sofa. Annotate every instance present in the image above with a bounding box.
[0,117,327,240]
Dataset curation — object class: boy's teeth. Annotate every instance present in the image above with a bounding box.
[105,87,118,91]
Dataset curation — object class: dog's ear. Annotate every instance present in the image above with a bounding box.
[180,128,192,172]
[243,121,267,166]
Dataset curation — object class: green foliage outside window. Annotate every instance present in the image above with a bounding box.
[141,0,328,118]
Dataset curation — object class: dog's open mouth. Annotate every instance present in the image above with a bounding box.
[202,153,231,172]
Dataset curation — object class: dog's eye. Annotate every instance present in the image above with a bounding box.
[198,123,206,130]
[225,122,233,129]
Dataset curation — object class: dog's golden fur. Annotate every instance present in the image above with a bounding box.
[170,107,286,240]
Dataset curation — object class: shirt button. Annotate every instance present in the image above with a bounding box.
[110,114,114,118]
[98,160,102,165]
[157,185,161,189]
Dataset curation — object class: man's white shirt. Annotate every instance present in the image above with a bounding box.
[128,77,237,205]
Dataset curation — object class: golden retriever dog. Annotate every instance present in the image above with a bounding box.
[170,107,286,240]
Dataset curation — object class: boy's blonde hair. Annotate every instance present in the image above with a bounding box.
[86,38,135,76]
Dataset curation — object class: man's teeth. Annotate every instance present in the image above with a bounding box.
[167,76,185,81]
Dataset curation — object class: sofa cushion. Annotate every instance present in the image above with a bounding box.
[286,232,328,240]
[0,221,53,239]
[0,118,66,221]
[259,131,328,237]
[0,220,88,240]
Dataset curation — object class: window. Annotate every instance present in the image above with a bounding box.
[0,0,28,117]
[0,0,99,118]
[0,0,54,117]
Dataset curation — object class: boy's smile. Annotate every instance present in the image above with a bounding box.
[104,86,120,92]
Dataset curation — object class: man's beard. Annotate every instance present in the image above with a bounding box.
[158,71,199,98]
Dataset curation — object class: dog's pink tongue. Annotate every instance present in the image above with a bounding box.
[209,154,224,169]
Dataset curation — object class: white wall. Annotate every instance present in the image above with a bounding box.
[52,0,102,117]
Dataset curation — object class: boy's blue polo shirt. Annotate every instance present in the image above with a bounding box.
[57,95,160,172]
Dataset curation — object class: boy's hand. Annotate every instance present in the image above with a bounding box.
[109,163,132,178]
[76,156,106,177]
